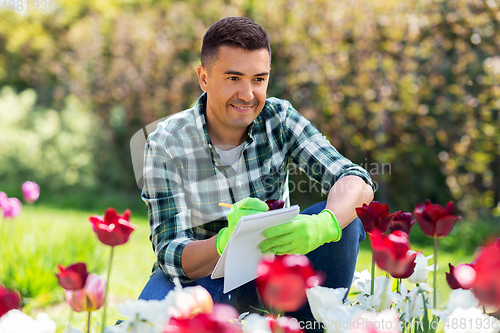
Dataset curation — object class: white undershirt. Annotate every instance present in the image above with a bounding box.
[214,143,244,172]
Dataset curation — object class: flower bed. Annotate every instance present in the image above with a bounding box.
[1,186,499,333]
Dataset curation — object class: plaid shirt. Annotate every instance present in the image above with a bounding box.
[142,93,374,283]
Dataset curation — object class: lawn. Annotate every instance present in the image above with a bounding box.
[0,204,484,332]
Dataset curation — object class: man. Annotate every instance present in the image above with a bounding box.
[139,16,374,325]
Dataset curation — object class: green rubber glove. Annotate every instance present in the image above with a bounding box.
[216,197,269,255]
[258,209,342,255]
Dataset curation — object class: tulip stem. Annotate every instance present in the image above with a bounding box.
[87,311,91,333]
[101,246,114,333]
[433,237,438,309]
[371,253,375,296]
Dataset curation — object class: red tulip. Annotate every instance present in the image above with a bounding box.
[413,200,461,238]
[164,304,240,333]
[388,212,416,234]
[22,181,40,204]
[55,263,89,290]
[266,199,285,211]
[446,263,476,290]
[89,208,136,247]
[471,242,500,307]
[0,285,21,318]
[64,274,106,312]
[1,197,22,219]
[355,201,400,234]
[369,230,417,279]
[256,255,324,312]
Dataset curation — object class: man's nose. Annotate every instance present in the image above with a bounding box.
[237,81,254,103]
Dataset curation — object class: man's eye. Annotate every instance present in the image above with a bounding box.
[255,77,266,82]
[228,77,238,81]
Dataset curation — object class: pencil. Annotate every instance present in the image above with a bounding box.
[218,203,232,208]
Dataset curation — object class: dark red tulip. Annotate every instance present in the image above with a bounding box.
[355,201,400,234]
[0,285,21,318]
[164,304,240,333]
[55,262,89,290]
[388,212,416,234]
[471,242,500,307]
[266,199,285,211]
[89,208,136,247]
[256,255,324,312]
[369,230,417,279]
[446,263,476,290]
[413,200,461,238]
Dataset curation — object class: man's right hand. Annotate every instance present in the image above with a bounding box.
[216,197,269,255]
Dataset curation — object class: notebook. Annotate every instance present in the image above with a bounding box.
[211,205,300,293]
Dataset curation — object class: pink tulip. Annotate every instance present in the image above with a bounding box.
[0,192,7,209]
[2,197,22,219]
[165,304,240,333]
[21,181,40,204]
[446,263,476,290]
[64,274,106,312]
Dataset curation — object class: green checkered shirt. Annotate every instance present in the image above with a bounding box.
[142,93,374,283]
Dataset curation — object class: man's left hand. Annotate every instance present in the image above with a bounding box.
[258,209,342,255]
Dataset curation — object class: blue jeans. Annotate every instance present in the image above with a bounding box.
[139,201,366,328]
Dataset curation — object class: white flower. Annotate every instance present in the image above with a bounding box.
[241,314,272,333]
[107,298,171,333]
[352,270,372,292]
[351,309,401,333]
[355,293,382,311]
[306,286,350,322]
[320,305,360,333]
[109,278,214,333]
[444,307,500,333]
[407,252,438,284]
[0,310,56,333]
[393,284,432,322]
[356,274,392,299]
[433,289,479,323]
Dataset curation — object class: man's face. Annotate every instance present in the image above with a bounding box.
[197,46,270,142]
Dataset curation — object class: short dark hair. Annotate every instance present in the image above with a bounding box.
[201,17,271,70]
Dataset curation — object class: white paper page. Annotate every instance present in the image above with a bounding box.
[210,205,300,293]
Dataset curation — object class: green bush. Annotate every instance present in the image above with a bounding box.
[0,205,107,311]
[0,86,101,195]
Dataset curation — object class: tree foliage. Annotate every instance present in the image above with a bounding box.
[0,0,499,218]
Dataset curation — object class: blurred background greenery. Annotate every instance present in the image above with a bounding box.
[1,0,499,219]
[1,0,500,330]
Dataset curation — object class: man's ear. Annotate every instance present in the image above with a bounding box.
[197,65,209,93]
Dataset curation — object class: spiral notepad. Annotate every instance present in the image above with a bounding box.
[211,205,300,293]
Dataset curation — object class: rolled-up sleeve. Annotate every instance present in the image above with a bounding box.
[282,103,375,194]
[142,136,196,283]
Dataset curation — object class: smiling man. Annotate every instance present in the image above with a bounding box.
[139,17,374,328]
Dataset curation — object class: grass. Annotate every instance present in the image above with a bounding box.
[1,203,493,332]
[1,204,155,333]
